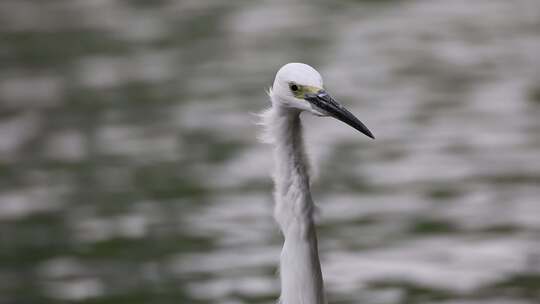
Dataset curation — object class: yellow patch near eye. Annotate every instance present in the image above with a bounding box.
[291,84,323,99]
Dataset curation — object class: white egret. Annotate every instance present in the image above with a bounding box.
[260,63,374,304]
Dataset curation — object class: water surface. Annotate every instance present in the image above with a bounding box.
[1,0,540,303]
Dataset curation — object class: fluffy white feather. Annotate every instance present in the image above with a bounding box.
[260,63,327,304]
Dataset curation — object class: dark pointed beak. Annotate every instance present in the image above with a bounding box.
[305,91,375,139]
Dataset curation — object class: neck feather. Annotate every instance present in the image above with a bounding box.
[260,99,326,304]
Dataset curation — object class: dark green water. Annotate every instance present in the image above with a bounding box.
[1,0,540,303]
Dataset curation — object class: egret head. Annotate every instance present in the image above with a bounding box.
[272,63,374,139]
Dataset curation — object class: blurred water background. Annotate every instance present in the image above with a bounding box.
[1,0,540,303]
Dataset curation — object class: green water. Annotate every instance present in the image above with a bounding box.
[1,0,540,303]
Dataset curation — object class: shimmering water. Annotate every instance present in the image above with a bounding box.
[1,0,540,303]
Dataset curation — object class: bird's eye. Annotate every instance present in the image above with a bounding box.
[290,84,298,92]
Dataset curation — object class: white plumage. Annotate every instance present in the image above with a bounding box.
[260,63,374,304]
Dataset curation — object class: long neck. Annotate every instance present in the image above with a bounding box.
[266,104,326,304]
